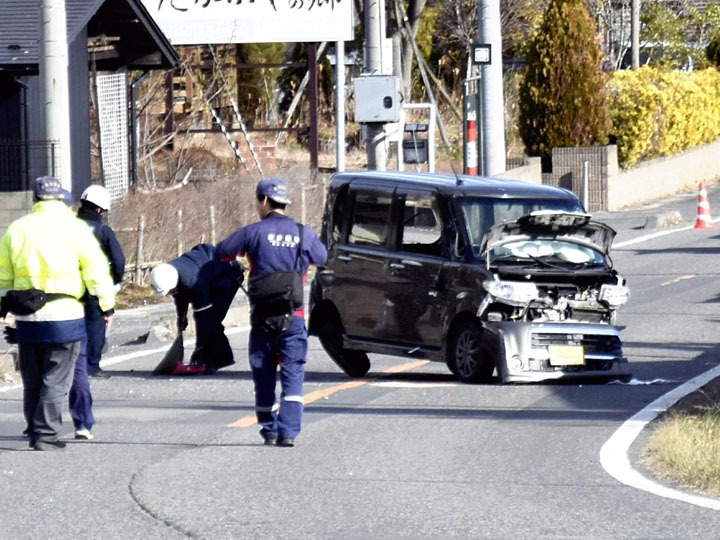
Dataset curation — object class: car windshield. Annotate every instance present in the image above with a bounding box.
[459,197,583,257]
[489,239,607,269]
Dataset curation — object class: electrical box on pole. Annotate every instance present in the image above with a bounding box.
[353,75,401,124]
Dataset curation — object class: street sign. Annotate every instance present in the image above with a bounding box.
[471,43,492,65]
[141,0,353,44]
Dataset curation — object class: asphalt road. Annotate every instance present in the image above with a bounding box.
[2,182,720,539]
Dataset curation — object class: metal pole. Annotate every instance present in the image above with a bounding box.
[477,81,484,176]
[309,43,319,174]
[478,0,507,176]
[583,160,590,210]
[301,187,307,226]
[364,0,387,170]
[177,209,183,257]
[335,40,346,173]
[39,0,73,190]
[209,205,216,245]
[631,0,640,69]
[428,105,436,173]
[463,85,468,174]
[135,215,145,285]
[130,71,149,188]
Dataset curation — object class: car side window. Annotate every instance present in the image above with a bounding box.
[348,191,392,248]
[332,185,349,244]
[400,194,442,257]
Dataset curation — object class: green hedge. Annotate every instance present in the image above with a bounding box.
[609,67,720,168]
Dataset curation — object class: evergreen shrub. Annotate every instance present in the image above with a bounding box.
[518,0,611,163]
[706,31,720,69]
[609,67,720,167]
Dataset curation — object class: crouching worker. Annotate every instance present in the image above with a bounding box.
[150,243,243,375]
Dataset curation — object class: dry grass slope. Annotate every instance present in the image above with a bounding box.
[643,378,720,496]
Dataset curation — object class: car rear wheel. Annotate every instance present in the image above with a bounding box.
[317,319,370,378]
[448,320,494,383]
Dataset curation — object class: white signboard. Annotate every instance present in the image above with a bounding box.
[142,0,354,44]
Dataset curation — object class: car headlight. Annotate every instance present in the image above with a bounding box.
[599,284,630,307]
[483,280,539,305]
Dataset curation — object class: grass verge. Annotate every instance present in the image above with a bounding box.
[643,380,720,496]
[116,283,169,310]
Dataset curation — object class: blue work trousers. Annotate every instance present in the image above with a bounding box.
[69,338,94,431]
[85,297,106,374]
[193,280,237,369]
[249,316,307,440]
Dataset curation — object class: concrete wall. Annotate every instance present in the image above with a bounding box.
[0,191,32,238]
[502,137,720,211]
[607,138,720,210]
[494,156,542,184]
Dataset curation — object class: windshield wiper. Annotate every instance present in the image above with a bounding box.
[525,253,571,271]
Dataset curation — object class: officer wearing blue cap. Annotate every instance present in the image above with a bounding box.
[215,178,327,447]
[0,177,115,450]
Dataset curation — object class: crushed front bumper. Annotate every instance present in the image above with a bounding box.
[482,321,629,383]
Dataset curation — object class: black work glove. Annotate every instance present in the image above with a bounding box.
[230,260,245,285]
[3,326,17,345]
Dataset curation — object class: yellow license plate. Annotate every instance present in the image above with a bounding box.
[548,345,585,366]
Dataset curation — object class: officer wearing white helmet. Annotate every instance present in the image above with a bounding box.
[77,184,126,378]
[150,244,243,375]
[150,263,179,297]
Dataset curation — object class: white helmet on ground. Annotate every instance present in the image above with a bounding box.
[150,264,179,297]
[80,184,111,211]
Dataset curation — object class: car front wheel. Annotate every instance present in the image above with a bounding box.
[447,320,494,383]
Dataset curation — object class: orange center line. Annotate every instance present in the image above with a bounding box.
[226,359,430,428]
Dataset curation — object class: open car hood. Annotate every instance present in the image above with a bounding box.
[481,211,617,256]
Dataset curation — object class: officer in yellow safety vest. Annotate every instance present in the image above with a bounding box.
[0,177,115,451]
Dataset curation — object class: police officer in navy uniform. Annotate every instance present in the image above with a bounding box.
[76,185,126,378]
[215,178,327,447]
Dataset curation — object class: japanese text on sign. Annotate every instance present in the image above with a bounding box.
[144,0,353,44]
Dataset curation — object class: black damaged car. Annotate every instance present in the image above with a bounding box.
[308,171,630,383]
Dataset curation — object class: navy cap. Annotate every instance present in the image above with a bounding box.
[33,176,64,200]
[59,188,73,206]
[256,178,291,205]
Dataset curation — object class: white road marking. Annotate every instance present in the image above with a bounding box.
[99,324,251,368]
[603,215,720,508]
[0,325,252,393]
[613,215,720,249]
[608,378,676,386]
[600,363,720,510]
[369,381,458,388]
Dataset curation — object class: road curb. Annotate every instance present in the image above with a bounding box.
[599,364,720,510]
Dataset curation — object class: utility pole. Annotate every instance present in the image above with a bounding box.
[631,0,640,69]
[336,40,346,173]
[364,0,387,170]
[38,0,73,191]
[477,0,506,176]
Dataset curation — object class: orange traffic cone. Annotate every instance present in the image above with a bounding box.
[694,181,717,230]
